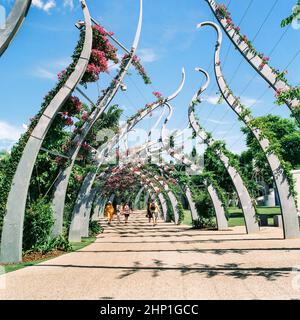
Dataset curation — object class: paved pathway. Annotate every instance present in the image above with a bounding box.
[1,211,300,300]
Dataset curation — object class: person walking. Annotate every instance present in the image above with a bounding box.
[123,202,131,224]
[105,201,114,225]
[146,199,152,223]
[149,200,159,226]
[116,203,122,224]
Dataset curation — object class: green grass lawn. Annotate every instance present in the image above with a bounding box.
[2,236,96,274]
[70,236,96,251]
[183,206,281,228]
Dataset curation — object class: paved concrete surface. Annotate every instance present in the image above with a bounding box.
[1,211,300,300]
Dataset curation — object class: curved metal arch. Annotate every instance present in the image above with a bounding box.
[132,168,178,223]
[52,0,144,237]
[132,184,167,220]
[140,177,168,222]
[160,102,228,229]
[0,0,93,264]
[133,186,146,210]
[204,1,300,123]
[69,103,172,241]
[135,106,201,223]
[88,168,169,232]
[188,64,258,233]
[91,190,106,220]
[155,156,227,228]
[132,166,180,224]
[66,69,186,237]
[0,0,31,57]
[199,20,300,239]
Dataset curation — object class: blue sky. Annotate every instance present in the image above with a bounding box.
[0,0,299,155]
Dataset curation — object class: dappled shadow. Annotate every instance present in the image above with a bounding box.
[118,261,143,279]
[38,261,292,281]
[95,238,282,245]
[72,247,300,255]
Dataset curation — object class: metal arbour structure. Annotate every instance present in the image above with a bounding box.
[187,67,259,233]
[205,0,300,123]
[1,0,93,263]
[198,20,300,239]
[160,102,228,230]
[77,102,191,230]
[1,0,300,265]
[51,0,143,238]
[66,68,186,243]
[68,65,234,235]
[0,0,145,263]
[0,0,31,57]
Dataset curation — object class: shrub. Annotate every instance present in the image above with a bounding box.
[89,221,103,237]
[23,198,55,252]
[23,198,71,254]
[193,191,216,229]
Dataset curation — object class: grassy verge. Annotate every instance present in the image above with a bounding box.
[2,236,97,274]
[70,236,96,251]
[183,206,281,228]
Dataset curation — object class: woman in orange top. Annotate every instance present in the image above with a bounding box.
[105,201,114,225]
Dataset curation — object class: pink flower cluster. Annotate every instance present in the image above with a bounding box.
[70,96,82,112]
[152,91,163,100]
[92,24,114,37]
[81,24,118,86]
[75,175,83,182]
[216,4,230,18]
[92,25,118,63]
[275,88,283,97]
[81,111,89,121]
[54,156,65,166]
[91,49,109,73]
[85,63,102,82]
[60,111,74,126]
[81,142,90,150]
[57,70,66,80]
[121,54,151,85]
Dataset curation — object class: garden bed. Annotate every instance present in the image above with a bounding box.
[22,250,65,263]
[1,236,97,273]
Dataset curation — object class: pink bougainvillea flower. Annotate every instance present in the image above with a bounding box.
[275,88,283,97]
[152,91,163,99]
[81,111,89,121]
[74,175,83,182]
[91,49,109,73]
[70,96,82,112]
[57,70,66,80]
[65,117,74,126]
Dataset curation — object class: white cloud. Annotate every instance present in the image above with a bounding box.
[240,96,261,106]
[0,121,25,141]
[207,119,229,125]
[30,57,71,80]
[32,0,56,13]
[203,94,261,107]
[63,0,74,10]
[32,67,56,80]
[53,57,72,68]
[138,48,160,63]
[203,95,220,105]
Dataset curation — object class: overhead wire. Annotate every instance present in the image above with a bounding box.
[204,0,294,141]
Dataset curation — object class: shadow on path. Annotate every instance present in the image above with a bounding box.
[37,261,291,281]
